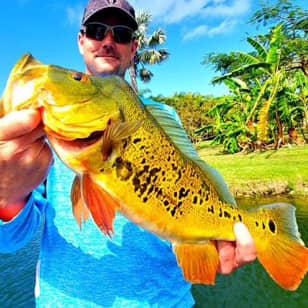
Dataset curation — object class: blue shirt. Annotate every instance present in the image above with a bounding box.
[0,100,194,308]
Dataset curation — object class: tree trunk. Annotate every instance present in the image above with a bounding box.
[275,105,284,148]
[301,59,308,78]
[129,64,138,94]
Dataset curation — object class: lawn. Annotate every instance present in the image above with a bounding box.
[196,142,308,197]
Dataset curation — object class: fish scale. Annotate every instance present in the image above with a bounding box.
[1,53,308,291]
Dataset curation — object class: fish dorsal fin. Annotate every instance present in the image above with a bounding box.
[142,98,236,206]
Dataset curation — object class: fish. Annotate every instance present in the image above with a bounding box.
[1,53,308,291]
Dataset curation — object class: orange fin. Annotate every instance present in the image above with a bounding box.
[81,174,119,237]
[253,203,308,290]
[70,176,90,229]
[173,241,219,284]
[257,238,308,291]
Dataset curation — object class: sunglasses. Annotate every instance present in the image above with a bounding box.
[82,22,134,44]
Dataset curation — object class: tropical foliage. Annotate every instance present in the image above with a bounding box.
[200,0,307,153]
[150,92,217,143]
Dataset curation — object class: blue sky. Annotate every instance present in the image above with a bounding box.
[0,0,307,98]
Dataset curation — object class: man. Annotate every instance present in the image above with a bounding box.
[0,0,256,307]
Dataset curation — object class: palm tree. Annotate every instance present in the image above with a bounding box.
[129,11,169,93]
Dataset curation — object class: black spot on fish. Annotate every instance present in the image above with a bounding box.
[255,221,259,227]
[164,200,169,206]
[141,158,146,164]
[133,138,142,144]
[148,185,154,195]
[219,208,222,218]
[238,214,242,222]
[133,177,140,192]
[269,220,276,233]
[162,171,166,176]
[208,205,214,214]
[171,163,177,171]
[136,165,150,177]
[179,187,190,199]
[115,158,133,181]
[262,222,266,230]
[175,170,182,184]
[171,208,176,217]
[123,138,129,149]
[139,183,148,197]
[224,211,231,219]
[193,196,198,204]
[143,197,148,203]
[156,188,163,197]
[199,199,203,205]
[150,168,161,177]
[233,216,236,220]
[167,156,171,162]
[140,145,145,150]
[174,192,177,198]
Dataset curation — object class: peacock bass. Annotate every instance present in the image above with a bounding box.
[1,53,308,291]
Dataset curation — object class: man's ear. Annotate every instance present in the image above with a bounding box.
[130,40,138,61]
[77,32,85,56]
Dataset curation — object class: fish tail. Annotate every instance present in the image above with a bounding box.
[251,203,308,291]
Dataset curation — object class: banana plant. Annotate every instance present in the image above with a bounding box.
[212,24,286,145]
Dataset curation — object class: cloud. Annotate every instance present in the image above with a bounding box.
[183,19,238,40]
[131,0,250,24]
[66,4,84,26]
[200,0,251,17]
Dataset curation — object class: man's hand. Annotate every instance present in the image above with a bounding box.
[215,222,256,274]
[0,109,53,220]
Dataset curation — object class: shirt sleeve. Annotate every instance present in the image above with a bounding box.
[0,184,47,253]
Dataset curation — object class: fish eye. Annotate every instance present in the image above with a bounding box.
[72,72,88,82]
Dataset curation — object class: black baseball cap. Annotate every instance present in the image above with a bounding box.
[81,0,138,31]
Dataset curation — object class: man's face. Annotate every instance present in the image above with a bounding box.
[78,15,138,77]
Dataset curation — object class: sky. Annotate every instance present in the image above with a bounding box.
[0,0,307,98]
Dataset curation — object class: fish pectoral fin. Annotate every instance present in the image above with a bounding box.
[102,120,142,160]
[71,176,90,229]
[81,174,119,237]
[111,120,142,141]
[173,241,219,285]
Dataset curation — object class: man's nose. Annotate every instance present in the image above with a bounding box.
[102,30,115,44]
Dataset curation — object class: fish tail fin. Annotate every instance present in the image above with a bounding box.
[251,203,308,291]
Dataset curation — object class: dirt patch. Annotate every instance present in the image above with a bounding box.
[229,180,293,198]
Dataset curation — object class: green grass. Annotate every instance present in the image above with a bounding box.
[196,141,308,196]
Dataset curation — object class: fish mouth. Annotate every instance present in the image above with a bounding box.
[47,130,104,152]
